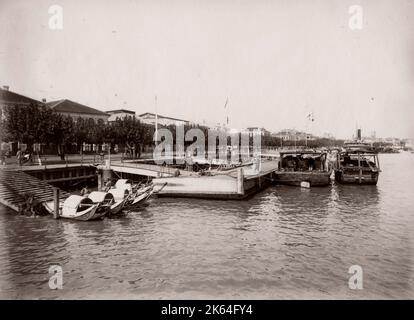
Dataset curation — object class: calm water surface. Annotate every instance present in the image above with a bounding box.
[0,153,413,299]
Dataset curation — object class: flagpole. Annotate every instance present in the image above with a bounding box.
[224,97,229,128]
[155,95,158,146]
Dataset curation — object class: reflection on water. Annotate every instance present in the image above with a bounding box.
[0,153,413,299]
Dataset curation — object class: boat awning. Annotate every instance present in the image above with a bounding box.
[88,191,114,203]
[62,195,93,215]
[115,179,133,191]
[108,188,129,201]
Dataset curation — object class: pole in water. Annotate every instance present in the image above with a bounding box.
[237,167,244,195]
[53,187,60,219]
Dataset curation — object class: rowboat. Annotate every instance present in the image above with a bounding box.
[43,195,101,221]
[87,191,114,218]
[123,185,155,210]
[274,151,332,187]
[107,187,129,216]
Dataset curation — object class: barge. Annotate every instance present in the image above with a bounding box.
[274,151,332,187]
[334,142,380,185]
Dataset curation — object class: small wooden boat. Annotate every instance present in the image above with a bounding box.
[123,185,155,210]
[334,150,380,185]
[274,151,332,187]
[107,188,129,215]
[44,195,100,221]
[87,191,114,218]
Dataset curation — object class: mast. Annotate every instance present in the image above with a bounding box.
[154,95,158,145]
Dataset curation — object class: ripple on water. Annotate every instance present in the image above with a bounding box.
[0,154,413,299]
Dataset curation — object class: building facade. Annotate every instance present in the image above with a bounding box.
[0,86,46,153]
[138,112,190,127]
[272,129,316,141]
[106,109,136,122]
[46,99,109,122]
[0,86,45,120]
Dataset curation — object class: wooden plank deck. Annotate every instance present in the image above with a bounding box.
[0,169,70,212]
[109,161,193,178]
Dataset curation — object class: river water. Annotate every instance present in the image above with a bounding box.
[0,153,413,299]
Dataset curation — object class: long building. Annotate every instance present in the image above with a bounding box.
[138,112,190,126]
[106,109,136,122]
[272,129,316,141]
[46,99,109,122]
[0,86,44,119]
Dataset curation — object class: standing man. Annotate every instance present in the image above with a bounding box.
[16,148,22,166]
[0,148,6,167]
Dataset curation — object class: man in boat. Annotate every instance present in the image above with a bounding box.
[80,186,90,196]
[308,157,315,171]
[297,156,308,172]
[104,179,112,192]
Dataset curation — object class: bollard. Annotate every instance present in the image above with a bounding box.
[53,187,60,219]
[237,167,244,195]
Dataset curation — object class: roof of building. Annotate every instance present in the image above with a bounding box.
[0,88,44,106]
[106,109,136,115]
[107,114,135,122]
[46,99,108,116]
[138,112,189,123]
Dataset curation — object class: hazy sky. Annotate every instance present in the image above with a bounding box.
[1,0,413,139]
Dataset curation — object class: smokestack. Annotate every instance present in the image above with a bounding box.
[357,128,362,140]
[3,85,9,91]
[42,98,47,103]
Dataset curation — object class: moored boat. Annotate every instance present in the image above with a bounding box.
[123,184,155,210]
[334,150,380,185]
[87,191,114,218]
[44,195,101,221]
[274,151,332,187]
[107,188,129,216]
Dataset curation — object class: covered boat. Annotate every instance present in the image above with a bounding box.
[107,188,129,215]
[87,191,114,218]
[114,179,134,192]
[274,151,332,187]
[334,151,380,185]
[43,195,100,221]
[123,184,155,210]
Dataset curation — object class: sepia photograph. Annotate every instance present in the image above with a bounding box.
[0,0,413,307]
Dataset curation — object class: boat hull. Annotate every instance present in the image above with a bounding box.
[274,170,332,187]
[60,205,101,221]
[124,190,153,210]
[109,199,126,215]
[43,201,101,221]
[334,169,379,185]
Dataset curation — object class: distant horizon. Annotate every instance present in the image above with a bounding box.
[1,0,413,140]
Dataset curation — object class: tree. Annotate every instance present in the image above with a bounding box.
[2,103,74,157]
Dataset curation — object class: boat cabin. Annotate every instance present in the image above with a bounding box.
[335,151,380,184]
[278,151,330,172]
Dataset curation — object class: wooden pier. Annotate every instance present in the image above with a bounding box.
[0,169,70,212]
[152,160,279,200]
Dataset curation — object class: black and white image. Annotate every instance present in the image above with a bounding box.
[0,0,413,300]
